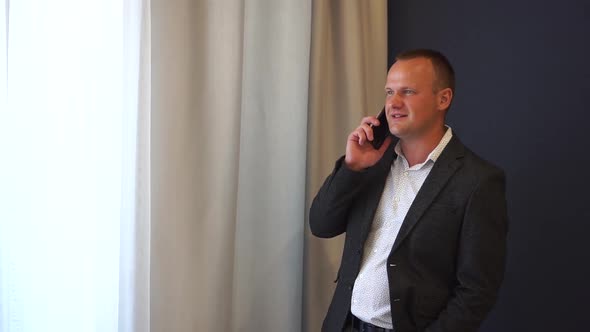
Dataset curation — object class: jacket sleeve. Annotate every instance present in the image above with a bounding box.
[425,169,509,332]
[309,156,371,238]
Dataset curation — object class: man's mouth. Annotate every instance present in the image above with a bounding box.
[391,113,407,119]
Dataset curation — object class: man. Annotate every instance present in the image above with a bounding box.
[309,49,508,332]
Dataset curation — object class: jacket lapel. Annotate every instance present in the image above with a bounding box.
[390,135,465,254]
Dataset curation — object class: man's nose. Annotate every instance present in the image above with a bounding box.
[387,93,403,109]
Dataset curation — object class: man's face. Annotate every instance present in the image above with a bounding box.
[384,57,447,141]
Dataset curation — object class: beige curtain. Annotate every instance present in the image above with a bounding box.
[149,0,385,331]
[150,1,311,331]
[304,1,387,331]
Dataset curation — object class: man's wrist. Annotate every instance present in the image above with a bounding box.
[344,161,364,172]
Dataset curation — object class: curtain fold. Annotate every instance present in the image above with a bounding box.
[150,1,244,330]
[304,1,387,331]
[231,1,311,331]
[119,0,151,331]
[150,1,311,331]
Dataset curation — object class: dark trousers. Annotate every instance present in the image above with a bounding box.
[343,315,394,332]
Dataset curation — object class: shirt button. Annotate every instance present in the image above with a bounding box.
[394,197,400,202]
[404,171,409,176]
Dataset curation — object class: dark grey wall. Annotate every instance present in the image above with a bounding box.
[388,1,590,331]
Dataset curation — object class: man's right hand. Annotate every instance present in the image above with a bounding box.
[344,116,392,172]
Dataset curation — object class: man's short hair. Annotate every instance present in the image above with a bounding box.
[396,49,455,93]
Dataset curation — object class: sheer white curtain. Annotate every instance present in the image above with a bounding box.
[0,0,150,331]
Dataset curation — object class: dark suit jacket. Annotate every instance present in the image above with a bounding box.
[309,135,508,332]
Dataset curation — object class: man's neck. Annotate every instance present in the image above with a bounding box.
[399,126,446,167]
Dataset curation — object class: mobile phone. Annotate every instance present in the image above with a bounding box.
[370,107,390,149]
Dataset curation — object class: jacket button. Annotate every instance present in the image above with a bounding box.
[356,249,361,254]
[348,284,353,291]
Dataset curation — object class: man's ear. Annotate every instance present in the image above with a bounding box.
[438,88,453,111]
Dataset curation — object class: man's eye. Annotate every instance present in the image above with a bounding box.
[386,90,393,96]
[404,89,415,95]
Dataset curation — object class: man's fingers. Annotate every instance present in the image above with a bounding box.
[361,116,380,127]
[360,123,374,141]
[355,128,367,145]
[350,127,371,145]
[350,116,380,146]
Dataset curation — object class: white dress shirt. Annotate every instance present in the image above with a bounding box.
[350,127,453,329]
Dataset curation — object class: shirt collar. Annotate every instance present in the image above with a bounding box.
[394,126,453,168]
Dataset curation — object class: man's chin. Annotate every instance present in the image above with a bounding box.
[389,127,407,139]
